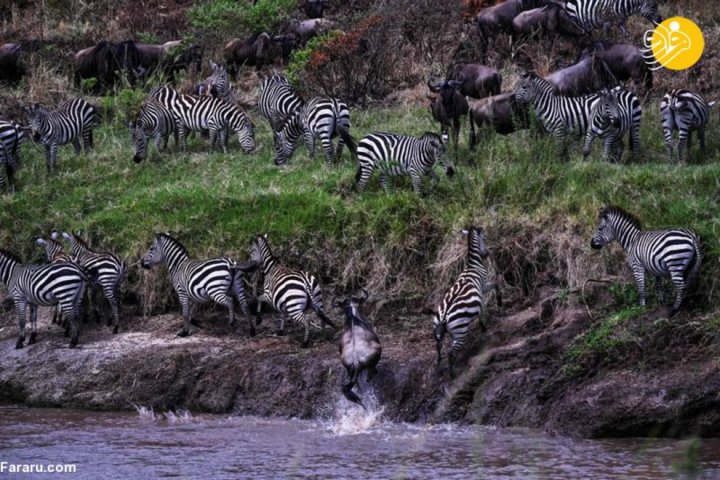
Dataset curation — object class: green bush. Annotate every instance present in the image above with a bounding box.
[187,0,295,35]
[285,31,340,86]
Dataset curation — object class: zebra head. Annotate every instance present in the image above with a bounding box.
[513,73,540,104]
[24,103,48,143]
[422,132,454,177]
[250,234,272,267]
[591,206,641,250]
[597,90,622,128]
[641,0,662,25]
[462,226,489,259]
[35,234,65,262]
[141,235,166,269]
[126,119,148,163]
[236,119,257,154]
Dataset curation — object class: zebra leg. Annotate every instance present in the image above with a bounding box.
[73,138,81,156]
[629,125,640,160]
[582,132,596,160]
[670,271,688,317]
[294,311,312,348]
[16,301,27,349]
[677,130,689,162]
[632,264,647,307]
[433,322,446,368]
[304,131,316,159]
[356,166,372,193]
[178,297,191,337]
[655,275,667,306]
[154,134,163,155]
[410,171,424,196]
[698,128,707,153]
[276,314,288,336]
[68,281,85,348]
[28,304,38,345]
[601,137,614,162]
[380,172,391,193]
[44,144,53,172]
[448,341,461,378]
[83,129,93,152]
[615,138,625,164]
[178,126,188,153]
[105,285,121,334]
[321,136,334,163]
[335,134,345,162]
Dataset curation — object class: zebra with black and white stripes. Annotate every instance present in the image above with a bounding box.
[433,227,502,377]
[565,0,661,33]
[250,234,336,347]
[0,249,87,349]
[273,97,353,165]
[660,90,716,163]
[150,86,255,153]
[0,120,27,192]
[207,61,236,104]
[258,74,304,133]
[355,132,454,194]
[591,205,702,317]
[141,233,258,337]
[127,99,177,163]
[35,230,75,326]
[62,232,127,334]
[583,88,642,163]
[25,98,98,172]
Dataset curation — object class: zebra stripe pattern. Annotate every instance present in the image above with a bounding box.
[128,99,177,163]
[273,96,352,165]
[433,227,501,377]
[0,249,86,349]
[258,74,304,133]
[660,89,716,162]
[250,234,336,347]
[583,88,642,163]
[565,0,661,32]
[150,86,255,153]
[355,132,454,194]
[62,232,128,334]
[141,233,257,337]
[0,120,26,191]
[35,230,75,326]
[208,61,236,104]
[591,205,702,317]
[26,98,98,171]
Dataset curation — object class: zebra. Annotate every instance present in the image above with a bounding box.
[250,233,336,347]
[273,97,353,165]
[25,98,98,172]
[141,233,258,337]
[0,249,87,349]
[660,90,716,163]
[35,230,75,326]
[0,120,27,192]
[150,86,255,153]
[207,61,236,104]
[127,99,177,163]
[355,132,454,195]
[514,72,603,158]
[258,74,304,133]
[582,88,642,163]
[62,232,128,334]
[591,205,702,317]
[433,227,502,377]
[565,0,661,34]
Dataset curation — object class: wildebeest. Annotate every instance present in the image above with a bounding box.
[74,40,143,90]
[303,0,331,18]
[282,18,335,46]
[335,290,381,409]
[475,0,552,50]
[545,56,619,96]
[578,41,652,95]
[468,93,531,146]
[223,33,281,77]
[446,63,502,99]
[0,43,25,83]
[512,3,586,39]
[427,78,470,158]
[135,40,203,82]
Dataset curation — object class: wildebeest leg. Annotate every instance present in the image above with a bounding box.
[28,304,38,344]
[342,366,365,409]
[452,118,460,160]
[16,301,26,349]
[469,112,477,150]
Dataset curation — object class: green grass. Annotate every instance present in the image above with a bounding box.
[1,100,719,311]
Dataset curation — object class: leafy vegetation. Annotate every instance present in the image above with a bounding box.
[187,0,295,36]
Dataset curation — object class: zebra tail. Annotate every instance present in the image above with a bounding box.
[338,125,357,159]
[686,237,703,290]
[304,276,337,330]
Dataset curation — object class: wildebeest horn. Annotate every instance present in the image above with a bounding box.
[355,289,369,302]
[427,77,441,93]
[332,298,343,308]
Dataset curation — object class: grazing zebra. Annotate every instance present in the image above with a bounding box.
[25,98,98,171]
[150,86,255,153]
[258,74,304,133]
[127,99,177,163]
[565,0,661,33]
[62,232,127,334]
[591,206,701,317]
[141,233,257,337]
[0,120,27,192]
[433,227,502,377]
[207,61,236,104]
[514,72,602,158]
[0,249,86,349]
[660,90,716,162]
[355,132,454,195]
[250,234,336,347]
[273,97,353,165]
[582,88,642,163]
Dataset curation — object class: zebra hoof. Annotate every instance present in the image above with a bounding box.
[177,330,190,338]
[301,340,310,349]
[249,328,256,338]
[69,337,79,349]
[275,329,285,337]
[107,318,112,327]
[28,333,37,345]
[255,315,263,326]
[112,325,119,335]
[15,338,24,349]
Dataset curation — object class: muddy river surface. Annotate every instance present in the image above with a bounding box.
[1,403,720,479]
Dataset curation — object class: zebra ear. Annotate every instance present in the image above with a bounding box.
[35,238,46,246]
[50,230,60,240]
[61,231,72,241]
[461,229,469,236]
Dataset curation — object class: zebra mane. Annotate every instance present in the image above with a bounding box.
[157,233,188,256]
[601,205,642,230]
[0,248,22,264]
[70,232,91,249]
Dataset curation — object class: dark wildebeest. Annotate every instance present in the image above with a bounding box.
[0,43,25,83]
[446,63,502,99]
[545,56,619,96]
[223,32,282,78]
[578,41,652,96]
[303,0,331,18]
[512,3,587,39]
[427,78,470,161]
[468,93,531,147]
[475,0,552,51]
[74,40,144,89]
[283,18,335,46]
[335,290,381,409]
[135,41,203,82]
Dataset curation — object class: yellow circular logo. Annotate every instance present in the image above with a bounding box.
[650,17,704,71]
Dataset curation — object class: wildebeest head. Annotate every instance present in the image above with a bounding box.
[428,77,464,117]
[333,289,370,325]
[462,226,490,259]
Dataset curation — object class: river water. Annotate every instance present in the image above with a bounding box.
[1,402,719,479]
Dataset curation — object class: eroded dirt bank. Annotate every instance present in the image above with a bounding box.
[1,287,720,438]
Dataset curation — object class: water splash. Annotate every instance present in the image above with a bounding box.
[329,390,384,436]
[133,404,156,421]
[164,409,194,424]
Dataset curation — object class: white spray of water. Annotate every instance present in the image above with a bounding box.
[133,404,156,421]
[329,390,385,436]
[132,405,194,423]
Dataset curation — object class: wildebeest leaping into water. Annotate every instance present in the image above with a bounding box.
[335,290,382,409]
